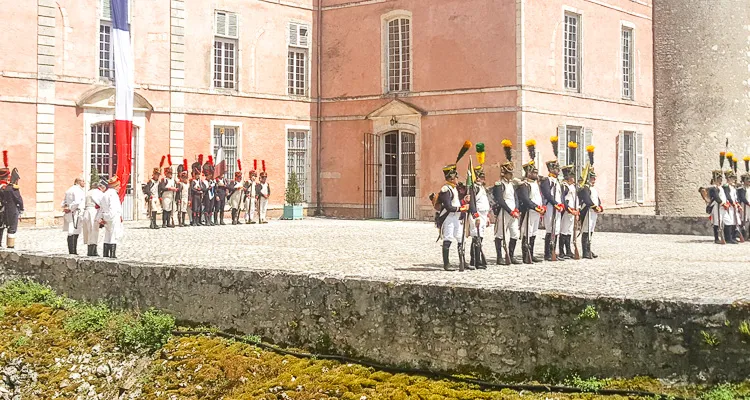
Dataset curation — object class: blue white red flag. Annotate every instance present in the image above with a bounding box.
[112,0,133,202]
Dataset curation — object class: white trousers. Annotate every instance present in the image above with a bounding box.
[441,212,463,242]
[245,197,257,222]
[469,211,489,237]
[544,207,561,235]
[521,211,541,238]
[582,210,599,233]
[103,220,123,244]
[81,209,100,245]
[494,211,520,240]
[560,213,575,236]
[63,212,82,235]
[259,196,269,222]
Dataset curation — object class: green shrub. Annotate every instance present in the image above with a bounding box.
[0,280,58,307]
[576,305,599,321]
[64,303,112,334]
[565,374,609,392]
[114,309,175,352]
[701,384,744,400]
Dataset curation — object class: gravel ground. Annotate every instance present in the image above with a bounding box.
[8,217,749,304]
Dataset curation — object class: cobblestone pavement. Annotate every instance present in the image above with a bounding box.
[9,217,750,304]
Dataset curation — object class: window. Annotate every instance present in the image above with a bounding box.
[621,27,634,99]
[387,18,411,92]
[91,122,115,181]
[287,130,310,202]
[99,22,115,80]
[563,13,581,91]
[287,22,310,96]
[212,126,238,178]
[617,131,644,204]
[214,11,238,89]
[555,125,593,180]
[287,50,306,96]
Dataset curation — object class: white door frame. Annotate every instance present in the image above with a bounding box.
[380,130,416,220]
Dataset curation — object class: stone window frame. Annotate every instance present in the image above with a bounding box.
[212,10,240,91]
[286,21,311,97]
[209,120,243,176]
[620,21,636,100]
[381,10,413,94]
[562,6,583,93]
[285,125,312,204]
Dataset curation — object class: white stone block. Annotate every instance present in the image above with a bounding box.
[37,104,54,114]
[37,113,54,124]
[37,65,54,75]
[38,6,56,18]
[38,16,55,28]
[35,202,54,212]
[170,121,184,131]
[37,44,55,56]
[36,192,54,203]
[37,143,54,154]
[170,130,184,140]
[171,69,184,79]
[36,182,54,193]
[171,92,184,106]
[37,172,54,183]
[171,148,184,158]
[170,113,184,123]
[36,162,55,173]
[170,139,184,149]
[37,123,54,134]
[36,133,54,144]
[37,54,55,67]
[37,35,55,46]
[37,153,54,163]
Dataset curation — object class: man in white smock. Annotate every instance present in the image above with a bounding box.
[258,168,270,224]
[100,176,123,259]
[492,140,521,265]
[62,177,85,255]
[81,180,105,256]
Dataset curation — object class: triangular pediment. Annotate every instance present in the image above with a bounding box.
[76,86,154,111]
[366,99,425,119]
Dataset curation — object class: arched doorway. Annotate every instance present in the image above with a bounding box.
[382,130,416,220]
[89,121,139,221]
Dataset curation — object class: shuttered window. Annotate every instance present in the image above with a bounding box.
[387,18,411,92]
[617,131,644,204]
[622,27,634,99]
[556,125,592,181]
[287,131,310,202]
[563,13,581,92]
[214,11,238,89]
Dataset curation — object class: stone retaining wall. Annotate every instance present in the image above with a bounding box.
[595,214,712,236]
[1,250,748,382]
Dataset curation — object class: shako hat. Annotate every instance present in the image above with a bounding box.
[0,150,9,182]
[523,139,538,176]
[500,139,514,174]
[546,136,560,172]
[443,164,458,180]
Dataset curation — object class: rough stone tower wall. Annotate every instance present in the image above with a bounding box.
[653,0,750,216]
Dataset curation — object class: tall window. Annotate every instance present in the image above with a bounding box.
[287,130,310,202]
[99,23,114,80]
[621,27,634,99]
[387,18,411,92]
[287,22,310,96]
[563,13,581,92]
[617,131,644,204]
[212,126,238,178]
[214,11,238,89]
[91,122,115,180]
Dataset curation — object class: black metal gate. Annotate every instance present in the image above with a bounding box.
[363,132,381,219]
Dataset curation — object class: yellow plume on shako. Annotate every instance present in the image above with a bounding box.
[586,145,595,166]
[475,142,486,166]
[456,140,472,163]
[525,139,537,161]
[550,136,559,157]
[501,139,513,162]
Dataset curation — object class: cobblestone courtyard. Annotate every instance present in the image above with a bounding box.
[10,217,749,304]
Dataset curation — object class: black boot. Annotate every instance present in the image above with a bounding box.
[476,238,487,269]
[208,213,215,226]
[162,211,167,228]
[168,211,175,227]
[231,209,237,225]
[725,226,738,244]
[543,233,552,261]
[582,233,592,259]
[102,244,110,258]
[521,238,532,264]
[72,235,79,255]
[559,234,568,259]
[443,241,455,271]
[459,242,473,271]
[565,235,575,258]
[509,239,522,264]
[86,244,92,256]
[110,244,117,259]
[88,244,95,256]
[67,235,75,255]
[469,238,476,266]
[0,228,4,248]
[495,238,504,265]
[219,210,226,225]
[529,236,543,262]
[151,212,159,229]
[588,234,599,258]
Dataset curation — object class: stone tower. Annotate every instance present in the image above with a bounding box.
[653,0,750,216]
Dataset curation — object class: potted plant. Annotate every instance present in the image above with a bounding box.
[282,171,304,220]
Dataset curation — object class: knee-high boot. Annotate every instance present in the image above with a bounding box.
[102,244,110,258]
[469,238,476,266]
[582,233,592,259]
[0,228,4,248]
[521,237,532,264]
[459,241,473,271]
[72,234,79,255]
[477,237,487,269]
[509,239,521,265]
[725,225,738,244]
[443,241,455,271]
[151,212,159,229]
[529,236,542,262]
[543,233,552,261]
[495,238,504,265]
[110,244,117,259]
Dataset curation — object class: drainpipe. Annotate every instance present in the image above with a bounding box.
[315,0,323,216]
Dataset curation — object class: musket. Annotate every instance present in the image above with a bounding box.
[550,197,558,261]
[500,207,511,265]
[735,200,745,243]
[521,209,532,264]
[572,187,581,260]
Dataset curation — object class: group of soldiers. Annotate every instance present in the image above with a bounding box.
[62,175,123,258]
[142,155,271,229]
[434,137,603,271]
[702,149,750,244]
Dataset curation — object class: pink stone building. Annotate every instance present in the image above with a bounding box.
[0,0,653,224]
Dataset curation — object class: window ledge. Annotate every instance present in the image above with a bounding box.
[210,88,239,95]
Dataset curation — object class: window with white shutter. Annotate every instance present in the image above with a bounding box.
[100,0,111,20]
[287,130,311,202]
[622,27,634,100]
[213,11,238,89]
[557,125,567,167]
[287,22,310,96]
[563,13,581,92]
[635,131,645,203]
[617,131,639,203]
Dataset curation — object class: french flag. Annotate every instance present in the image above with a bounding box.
[112,0,133,202]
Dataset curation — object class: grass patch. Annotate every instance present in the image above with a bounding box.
[565,374,610,392]
[577,305,600,321]
[739,321,750,339]
[701,383,750,400]
[112,309,175,352]
[702,330,720,347]
[64,303,112,334]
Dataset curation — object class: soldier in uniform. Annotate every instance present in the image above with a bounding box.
[436,164,470,271]
[62,177,85,254]
[202,156,216,226]
[159,155,178,228]
[244,163,258,224]
[517,140,545,263]
[738,156,750,238]
[176,159,190,227]
[559,160,579,259]
[541,137,566,262]
[258,161,271,224]
[190,156,204,226]
[214,168,228,225]
[100,176,123,258]
[228,160,245,225]
[143,164,161,229]
[492,140,521,265]
[468,161,489,269]
[0,151,23,249]
[81,180,105,256]
[723,156,741,243]
[579,146,604,258]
